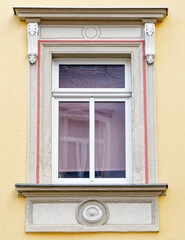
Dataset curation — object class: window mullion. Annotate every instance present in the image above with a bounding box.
[89,98,95,181]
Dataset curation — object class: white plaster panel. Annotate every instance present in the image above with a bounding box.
[100,27,142,39]
[32,203,78,225]
[40,27,83,39]
[107,203,152,224]
[40,26,143,40]
[25,196,159,232]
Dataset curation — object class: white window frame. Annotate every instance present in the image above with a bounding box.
[52,59,132,184]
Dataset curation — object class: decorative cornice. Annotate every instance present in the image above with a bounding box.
[13,7,168,22]
[15,183,168,198]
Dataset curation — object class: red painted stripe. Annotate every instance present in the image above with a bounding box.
[142,41,149,183]
[36,40,149,183]
[36,42,40,184]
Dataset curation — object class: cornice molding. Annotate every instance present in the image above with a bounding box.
[15,183,168,198]
[13,7,168,22]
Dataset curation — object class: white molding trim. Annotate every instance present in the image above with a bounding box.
[144,22,156,64]
[15,183,168,198]
[13,7,168,22]
[27,23,39,64]
[39,43,144,184]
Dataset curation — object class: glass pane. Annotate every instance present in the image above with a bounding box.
[59,65,125,88]
[58,102,89,178]
[95,102,125,178]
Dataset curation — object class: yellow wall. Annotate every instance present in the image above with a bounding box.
[0,0,185,239]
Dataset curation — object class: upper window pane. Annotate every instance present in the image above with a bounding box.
[59,65,125,88]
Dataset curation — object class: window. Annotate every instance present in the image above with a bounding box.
[14,6,168,232]
[52,59,132,184]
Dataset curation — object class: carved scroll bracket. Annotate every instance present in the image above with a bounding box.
[143,19,156,64]
[27,22,39,64]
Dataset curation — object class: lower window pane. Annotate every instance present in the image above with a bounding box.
[95,102,125,178]
[58,102,89,178]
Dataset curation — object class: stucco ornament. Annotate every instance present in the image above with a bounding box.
[82,205,103,223]
[145,23,155,36]
[28,54,37,64]
[27,23,39,64]
[76,200,109,226]
[144,23,155,64]
[28,23,38,36]
[146,55,155,64]
[82,26,100,39]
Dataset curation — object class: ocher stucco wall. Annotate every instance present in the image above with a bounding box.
[0,0,185,239]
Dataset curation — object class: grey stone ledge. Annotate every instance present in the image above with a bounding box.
[13,7,168,22]
[15,183,168,198]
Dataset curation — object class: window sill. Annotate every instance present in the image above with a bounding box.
[15,183,167,232]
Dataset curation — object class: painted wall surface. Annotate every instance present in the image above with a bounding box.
[0,0,185,240]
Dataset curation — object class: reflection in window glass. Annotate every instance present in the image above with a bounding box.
[58,102,89,178]
[95,102,125,178]
[59,65,125,88]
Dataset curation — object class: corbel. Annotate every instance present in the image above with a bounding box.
[143,19,157,64]
[26,18,40,64]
